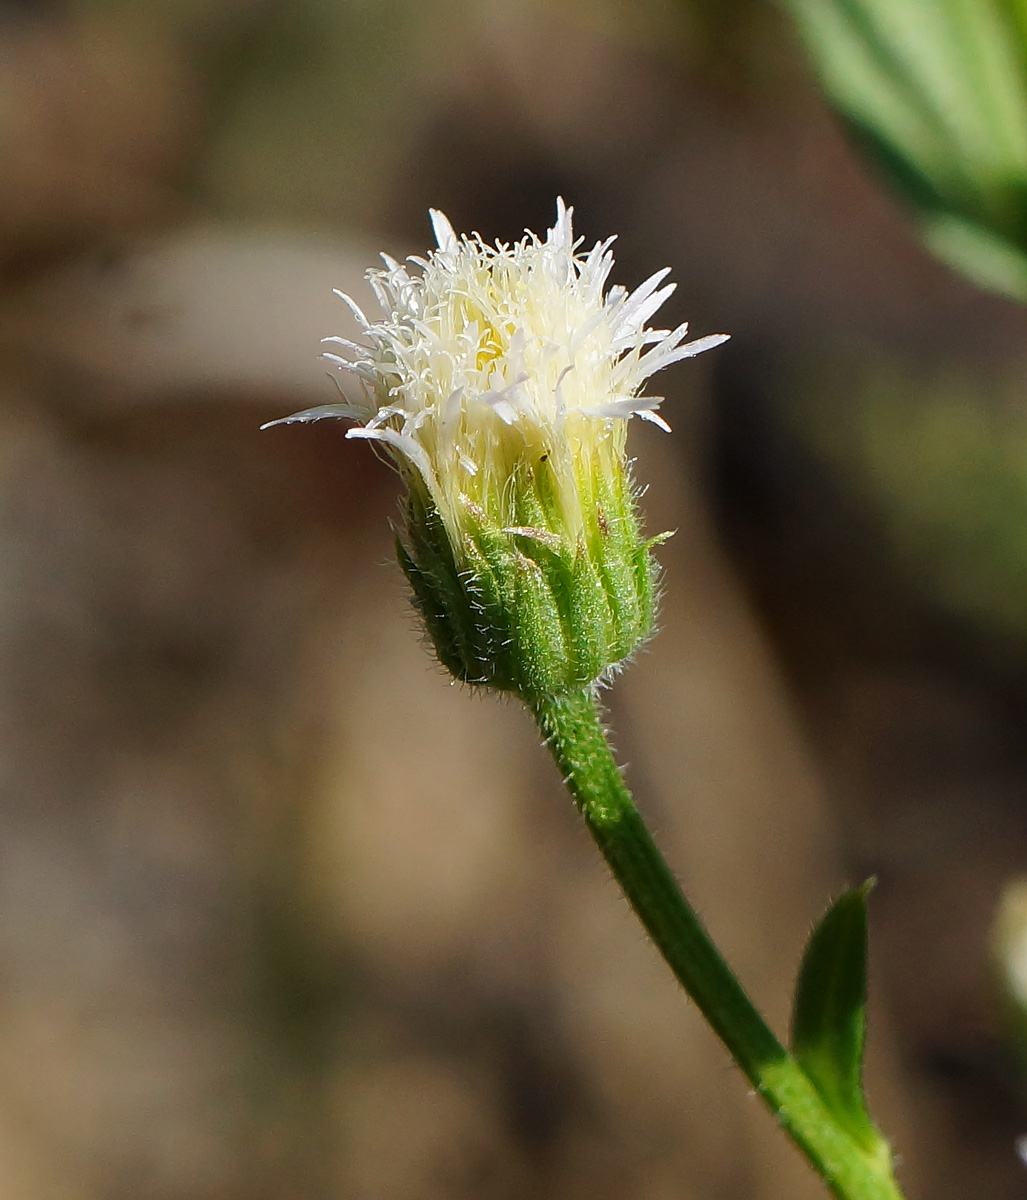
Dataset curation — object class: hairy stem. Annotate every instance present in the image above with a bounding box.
[530,687,905,1200]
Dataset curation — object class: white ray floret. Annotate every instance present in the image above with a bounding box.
[263,200,728,541]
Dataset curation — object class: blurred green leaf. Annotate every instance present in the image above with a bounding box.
[783,0,1027,300]
[793,357,1027,642]
[791,882,884,1155]
[921,211,1027,298]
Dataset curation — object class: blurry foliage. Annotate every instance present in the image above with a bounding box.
[793,356,1027,641]
[75,0,448,231]
[194,0,444,230]
[777,0,1027,661]
[57,0,711,235]
[783,0,1027,303]
[992,878,1027,1096]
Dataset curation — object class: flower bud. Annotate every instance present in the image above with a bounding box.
[265,201,728,698]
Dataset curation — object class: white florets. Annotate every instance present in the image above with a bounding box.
[264,200,728,536]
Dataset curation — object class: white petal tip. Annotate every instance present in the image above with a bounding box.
[260,404,357,430]
[639,410,673,432]
[429,209,460,254]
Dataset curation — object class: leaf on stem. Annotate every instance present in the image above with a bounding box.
[790,881,885,1156]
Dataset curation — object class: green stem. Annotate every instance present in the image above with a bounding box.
[530,687,906,1200]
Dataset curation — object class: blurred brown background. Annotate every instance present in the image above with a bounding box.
[1,0,1027,1196]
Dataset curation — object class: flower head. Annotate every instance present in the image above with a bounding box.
[265,201,728,696]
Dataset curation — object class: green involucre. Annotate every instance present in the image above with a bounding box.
[398,455,663,697]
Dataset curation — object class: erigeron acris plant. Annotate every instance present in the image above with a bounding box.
[265,202,906,1200]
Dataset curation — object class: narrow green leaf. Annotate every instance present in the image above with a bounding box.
[783,0,1027,286]
[790,881,882,1154]
[922,210,1027,302]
